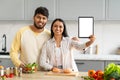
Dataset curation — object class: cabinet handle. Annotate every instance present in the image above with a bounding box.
[76,62,85,64]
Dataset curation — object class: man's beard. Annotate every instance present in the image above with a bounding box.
[34,22,46,29]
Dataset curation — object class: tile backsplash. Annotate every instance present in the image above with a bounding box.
[0,20,120,55]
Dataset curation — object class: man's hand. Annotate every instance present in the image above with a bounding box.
[19,63,26,73]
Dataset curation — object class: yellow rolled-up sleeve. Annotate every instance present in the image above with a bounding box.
[10,29,22,67]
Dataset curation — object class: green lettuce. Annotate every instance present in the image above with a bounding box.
[104,63,120,80]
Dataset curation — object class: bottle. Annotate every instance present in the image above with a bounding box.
[95,45,98,54]
[6,67,10,78]
[18,68,22,77]
[14,67,18,76]
[9,67,14,78]
[89,45,93,55]
[0,67,4,76]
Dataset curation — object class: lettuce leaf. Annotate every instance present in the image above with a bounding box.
[104,63,120,80]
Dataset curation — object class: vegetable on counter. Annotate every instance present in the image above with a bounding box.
[81,69,104,80]
[81,76,95,80]
[24,62,38,73]
[88,70,96,77]
[104,63,120,80]
[81,63,120,80]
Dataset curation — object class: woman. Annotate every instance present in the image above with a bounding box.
[40,18,95,72]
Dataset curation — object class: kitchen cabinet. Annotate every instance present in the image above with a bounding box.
[106,0,120,20]
[75,60,104,71]
[57,0,105,20]
[24,0,56,20]
[0,58,14,68]
[1,0,120,20]
[0,0,24,20]
[105,61,120,66]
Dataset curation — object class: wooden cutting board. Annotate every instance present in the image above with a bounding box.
[46,71,79,76]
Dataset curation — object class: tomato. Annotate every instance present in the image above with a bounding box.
[93,73,98,79]
[9,73,14,78]
[95,70,102,75]
[98,71,104,78]
[88,70,96,77]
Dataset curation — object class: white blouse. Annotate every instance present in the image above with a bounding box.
[40,37,86,72]
[54,47,62,67]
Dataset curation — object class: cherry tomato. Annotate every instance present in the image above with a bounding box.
[95,70,102,75]
[97,71,104,79]
[93,73,98,79]
[88,70,96,77]
[9,73,14,78]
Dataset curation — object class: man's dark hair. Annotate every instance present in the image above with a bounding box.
[34,6,49,18]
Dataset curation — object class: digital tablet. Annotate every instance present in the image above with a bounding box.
[78,16,94,38]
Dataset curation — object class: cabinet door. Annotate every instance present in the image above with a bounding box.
[106,0,120,20]
[105,61,120,66]
[25,0,56,20]
[0,58,14,68]
[57,0,105,20]
[75,60,104,71]
[0,0,24,20]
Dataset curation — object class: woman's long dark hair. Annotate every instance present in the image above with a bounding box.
[50,18,69,38]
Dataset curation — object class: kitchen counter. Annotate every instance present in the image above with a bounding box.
[6,71,87,80]
[0,55,10,58]
[1,54,120,61]
[74,54,120,61]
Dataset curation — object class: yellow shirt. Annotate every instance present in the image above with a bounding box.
[10,26,50,69]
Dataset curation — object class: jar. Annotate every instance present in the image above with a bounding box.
[18,68,22,77]
[0,67,4,76]
[6,67,10,77]
[14,67,18,76]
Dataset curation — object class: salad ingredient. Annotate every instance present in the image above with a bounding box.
[88,70,96,77]
[104,63,120,80]
[81,76,95,80]
[87,69,104,80]
[24,62,38,73]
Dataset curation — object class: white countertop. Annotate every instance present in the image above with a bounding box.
[74,54,120,61]
[1,54,120,61]
[0,55,10,58]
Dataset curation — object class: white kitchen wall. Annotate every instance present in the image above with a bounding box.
[0,20,120,55]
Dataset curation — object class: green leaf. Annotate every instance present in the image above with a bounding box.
[104,63,120,80]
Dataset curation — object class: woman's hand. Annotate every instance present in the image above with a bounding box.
[52,67,62,73]
[86,35,96,47]
[89,35,96,42]
[71,37,80,41]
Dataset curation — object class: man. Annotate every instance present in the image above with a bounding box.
[10,6,50,70]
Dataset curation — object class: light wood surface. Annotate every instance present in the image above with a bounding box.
[46,71,79,76]
[6,71,87,80]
